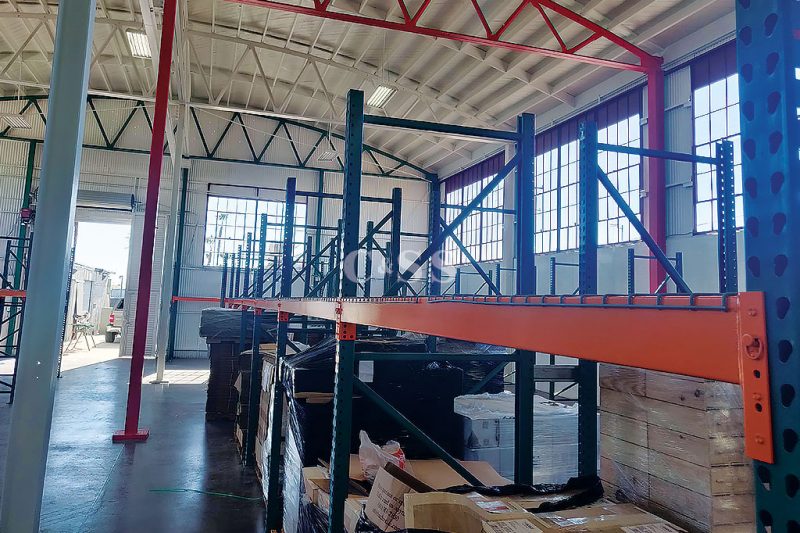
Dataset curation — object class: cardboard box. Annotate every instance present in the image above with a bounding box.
[405,491,539,533]
[464,418,516,449]
[301,458,511,533]
[364,465,434,531]
[530,503,687,532]
[483,520,543,532]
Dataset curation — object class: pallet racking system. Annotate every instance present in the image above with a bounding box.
[211,72,786,532]
[0,237,31,402]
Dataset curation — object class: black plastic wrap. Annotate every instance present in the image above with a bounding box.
[282,336,465,462]
[199,307,277,343]
[445,475,604,513]
[436,339,510,394]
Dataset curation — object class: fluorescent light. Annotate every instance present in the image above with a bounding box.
[0,114,31,129]
[317,150,338,162]
[126,30,152,58]
[367,85,396,108]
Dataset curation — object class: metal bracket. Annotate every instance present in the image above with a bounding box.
[277,311,290,322]
[336,321,356,341]
[737,292,773,464]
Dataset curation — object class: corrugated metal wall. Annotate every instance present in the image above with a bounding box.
[0,140,30,239]
[664,66,695,237]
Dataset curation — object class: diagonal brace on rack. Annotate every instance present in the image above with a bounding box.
[439,220,500,295]
[387,155,518,296]
[307,210,394,297]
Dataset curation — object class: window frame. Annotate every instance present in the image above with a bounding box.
[442,152,505,267]
[203,192,308,268]
[534,89,643,253]
[690,41,743,234]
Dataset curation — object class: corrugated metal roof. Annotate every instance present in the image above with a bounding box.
[0,0,732,172]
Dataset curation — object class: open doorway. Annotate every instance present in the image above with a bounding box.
[62,219,131,364]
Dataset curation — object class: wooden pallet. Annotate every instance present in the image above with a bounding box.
[599,364,754,532]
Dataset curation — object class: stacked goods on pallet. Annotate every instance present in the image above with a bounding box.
[280,336,467,533]
[454,392,579,483]
[299,458,677,533]
[599,364,754,532]
[255,354,278,481]
[234,346,276,463]
[199,308,276,421]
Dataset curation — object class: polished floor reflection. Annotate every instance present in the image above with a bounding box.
[0,357,265,533]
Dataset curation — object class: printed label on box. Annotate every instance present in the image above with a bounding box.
[475,500,518,514]
[621,524,683,533]
[482,519,543,533]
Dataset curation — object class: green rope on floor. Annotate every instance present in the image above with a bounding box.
[149,488,262,502]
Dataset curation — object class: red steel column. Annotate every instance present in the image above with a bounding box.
[646,67,666,293]
[113,0,178,443]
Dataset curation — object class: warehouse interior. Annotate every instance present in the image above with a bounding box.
[0,0,796,531]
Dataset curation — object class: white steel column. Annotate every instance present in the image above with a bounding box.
[0,1,96,531]
[153,104,186,383]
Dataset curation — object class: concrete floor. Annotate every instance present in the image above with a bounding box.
[0,343,265,533]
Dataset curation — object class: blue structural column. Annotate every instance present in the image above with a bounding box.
[243,232,253,297]
[364,221,374,297]
[328,90,363,533]
[577,122,599,477]
[265,178,296,529]
[716,140,738,293]
[166,169,189,360]
[220,253,229,307]
[389,187,402,292]
[0,1,96,530]
[736,2,800,531]
[428,175,442,297]
[514,113,536,485]
[427,177,441,352]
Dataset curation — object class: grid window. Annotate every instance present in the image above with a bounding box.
[533,90,642,253]
[481,175,504,262]
[534,147,559,253]
[442,175,504,266]
[598,116,642,245]
[693,73,743,232]
[559,139,580,250]
[204,194,307,267]
[442,153,505,267]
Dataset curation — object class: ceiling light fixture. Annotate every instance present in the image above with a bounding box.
[317,150,338,162]
[367,85,396,109]
[0,114,31,129]
[126,30,152,58]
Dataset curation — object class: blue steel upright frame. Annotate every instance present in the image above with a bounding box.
[736,2,799,530]
[327,89,364,532]
[265,178,296,528]
[578,123,599,477]
[515,113,536,484]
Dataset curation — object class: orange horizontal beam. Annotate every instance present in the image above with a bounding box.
[0,289,25,299]
[230,293,773,463]
[231,294,744,382]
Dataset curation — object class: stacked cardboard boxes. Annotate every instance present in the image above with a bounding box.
[455,393,579,483]
[302,458,685,533]
[599,364,754,532]
[233,344,276,464]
